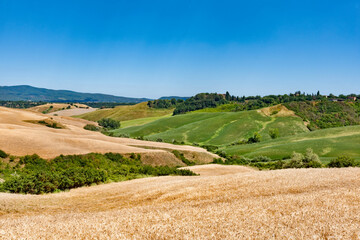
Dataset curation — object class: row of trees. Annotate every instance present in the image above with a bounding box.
[173,93,228,115]
[0,101,45,109]
[148,91,359,116]
[147,98,184,109]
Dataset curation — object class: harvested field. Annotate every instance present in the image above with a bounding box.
[28,103,90,113]
[1,165,360,239]
[48,107,97,117]
[77,102,174,122]
[0,107,217,165]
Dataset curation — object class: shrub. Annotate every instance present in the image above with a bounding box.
[284,149,322,168]
[172,150,195,166]
[0,150,8,158]
[328,156,356,168]
[83,124,100,131]
[223,155,248,165]
[248,132,262,143]
[117,133,130,138]
[250,155,272,163]
[212,158,224,164]
[97,118,120,129]
[269,128,279,139]
[202,145,219,152]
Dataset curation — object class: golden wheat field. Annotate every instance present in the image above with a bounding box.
[1,165,360,239]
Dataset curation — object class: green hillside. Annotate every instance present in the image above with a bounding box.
[112,109,309,145]
[222,125,360,160]
[77,102,174,122]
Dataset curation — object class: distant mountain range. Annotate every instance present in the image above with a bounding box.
[0,85,151,103]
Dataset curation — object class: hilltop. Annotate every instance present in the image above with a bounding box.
[77,102,174,122]
[28,103,90,113]
[112,105,309,145]
[28,103,97,116]
[0,85,150,103]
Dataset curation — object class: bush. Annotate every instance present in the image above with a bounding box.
[97,118,120,129]
[284,149,322,168]
[212,158,224,164]
[247,132,262,143]
[172,150,195,166]
[83,124,100,131]
[269,128,279,139]
[0,150,8,158]
[117,133,130,138]
[202,145,219,152]
[250,155,272,163]
[328,156,356,168]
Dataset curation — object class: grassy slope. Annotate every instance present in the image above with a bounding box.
[113,110,309,146]
[76,102,174,122]
[222,125,360,159]
[120,114,173,128]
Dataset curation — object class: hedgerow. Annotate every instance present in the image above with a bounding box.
[0,152,196,194]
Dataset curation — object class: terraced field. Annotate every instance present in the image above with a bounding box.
[113,108,309,145]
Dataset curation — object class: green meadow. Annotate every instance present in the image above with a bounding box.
[221,125,360,159]
[112,109,309,146]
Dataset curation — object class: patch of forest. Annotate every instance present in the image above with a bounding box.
[285,101,360,130]
[0,151,195,194]
[0,101,46,109]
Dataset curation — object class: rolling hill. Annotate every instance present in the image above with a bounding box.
[222,124,360,159]
[28,103,90,113]
[111,103,360,160]
[0,85,150,103]
[0,106,218,165]
[112,105,309,145]
[77,102,174,122]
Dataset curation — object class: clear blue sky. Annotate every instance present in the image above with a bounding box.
[0,0,359,98]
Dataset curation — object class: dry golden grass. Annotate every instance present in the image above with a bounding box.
[77,102,174,122]
[29,103,97,116]
[0,106,217,165]
[258,104,296,117]
[1,165,360,239]
[48,107,97,117]
[29,103,76,113]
